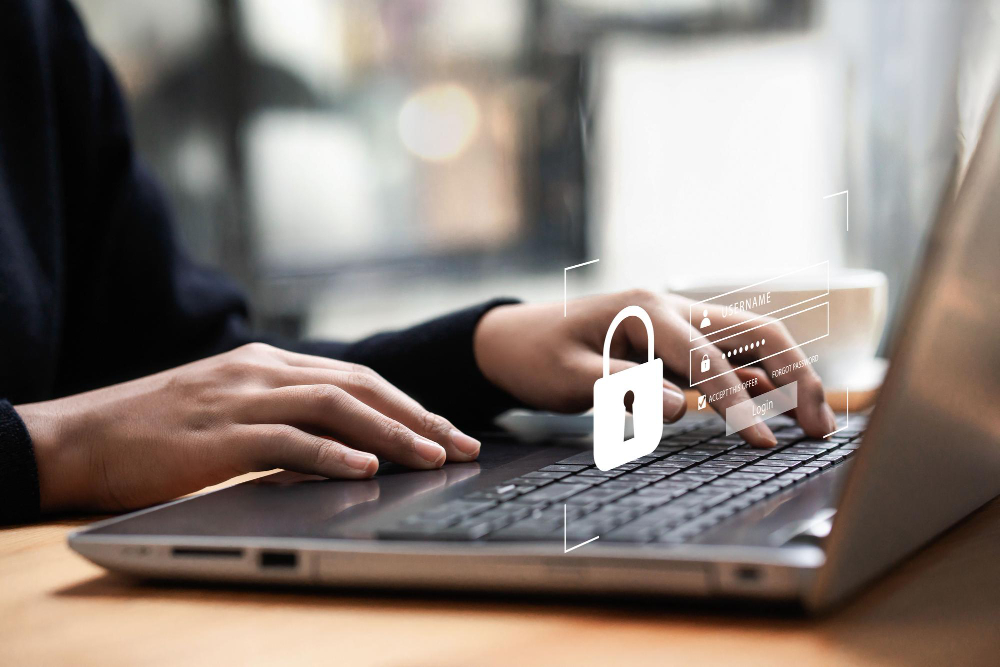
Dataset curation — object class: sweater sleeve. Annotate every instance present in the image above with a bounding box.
[0,401,40,525]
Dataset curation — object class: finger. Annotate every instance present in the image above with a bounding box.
[732,366,807,422]
[236,424,378,479]
[734,367,777,397]
[622,306,775,446]
[657,318,777,446]
[244,385,448,469]
[574,351,688,423]
[265,367,480,461]
[703,306,836,436]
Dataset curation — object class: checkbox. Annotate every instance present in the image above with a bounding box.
[697,395,707,410]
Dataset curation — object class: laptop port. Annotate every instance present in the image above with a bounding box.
[172,547,243,559]
[735,566,761,582]
[259,551,298,569]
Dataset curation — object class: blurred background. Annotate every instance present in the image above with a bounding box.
[74,0,1000,349]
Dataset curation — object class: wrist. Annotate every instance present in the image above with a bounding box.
[472,303,518,394]
[16,401,91,513]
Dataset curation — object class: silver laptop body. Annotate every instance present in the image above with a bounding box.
[69,103,1000,613]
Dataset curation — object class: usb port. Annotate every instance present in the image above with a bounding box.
[259,551,297,569]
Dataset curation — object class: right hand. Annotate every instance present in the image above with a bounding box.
[16,343,481,514]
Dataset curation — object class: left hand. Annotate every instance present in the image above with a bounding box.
[473,290,837,448]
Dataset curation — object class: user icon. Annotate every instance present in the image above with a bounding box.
[699,309,711,329]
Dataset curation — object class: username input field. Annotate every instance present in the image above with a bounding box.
[688,261,829,341]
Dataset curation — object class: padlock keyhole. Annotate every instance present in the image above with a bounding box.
[623,390,635,442]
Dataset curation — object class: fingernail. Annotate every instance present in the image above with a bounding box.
[822,403,838,432]
[662,388,686,421]
[345,450,378,473]
[450,429,481,457]
[414,437,447,465]
[748,422,778,448]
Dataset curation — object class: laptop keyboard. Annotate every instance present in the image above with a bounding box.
[381,415,866,545]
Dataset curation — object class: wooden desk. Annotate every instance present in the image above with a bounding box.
[3,486,1000,666]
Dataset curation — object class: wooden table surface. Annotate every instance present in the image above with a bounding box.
[3,478,1000,666]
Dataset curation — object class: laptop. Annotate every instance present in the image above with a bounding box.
[69,102,1000,613]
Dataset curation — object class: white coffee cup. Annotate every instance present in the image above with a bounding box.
[671,268,888,389]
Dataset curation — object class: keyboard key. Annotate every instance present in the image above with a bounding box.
[522,471,572,480]
[565,476,603,486]
[708,478,753,490]
[508,476,554,488]
[727,471,774,481]
[520,483,589,503]
[526,505,581,521]
[634,488,685,502]
[687,491,733,507]
[488,521,562,541]
[477,506,532,522]
[719,495,755,511]
[645,463,688,473]
[541,464,589,473]
[582,506,639,526]
[786,446,827,455]
[714,454,763,463]
[628,506,696,528]
[741,464,792,474]
[768,453,813,461]
[624,472,668,482]
[616,493,673,508]
[665,454,710,463]
[649,479,701,491]
[695,462,742,471]
[798,439,840,449]
[578,468,625,478]
[565,487,632,505]
[671,473,718,482]
[601,479,653,490]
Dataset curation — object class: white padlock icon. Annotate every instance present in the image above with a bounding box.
[593,305,664,471]
[700,354,711,373]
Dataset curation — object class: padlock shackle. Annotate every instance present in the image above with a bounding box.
[602,305,655,377]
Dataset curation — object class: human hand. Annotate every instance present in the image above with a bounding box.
[473,290,837,447]
[16,343,481,513]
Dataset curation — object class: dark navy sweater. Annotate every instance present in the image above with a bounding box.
[0,0,517,524]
